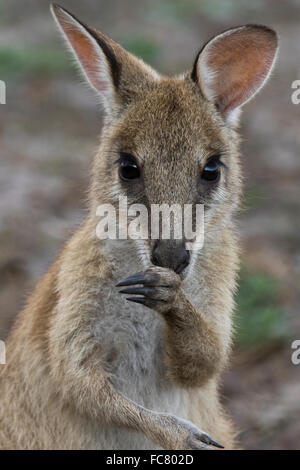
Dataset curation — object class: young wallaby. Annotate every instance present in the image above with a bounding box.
[0,4,278,450]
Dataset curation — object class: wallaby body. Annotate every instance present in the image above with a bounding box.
[0,221,236,449]
[0,4,278,450]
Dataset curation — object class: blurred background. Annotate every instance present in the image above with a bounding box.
[0,0,299,449]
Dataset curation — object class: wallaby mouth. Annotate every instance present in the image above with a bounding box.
[151,240,190,275]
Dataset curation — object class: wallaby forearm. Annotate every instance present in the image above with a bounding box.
[117,268,224,388]
[163,295,222,387]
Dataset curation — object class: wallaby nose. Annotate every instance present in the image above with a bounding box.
[151,241,190,274]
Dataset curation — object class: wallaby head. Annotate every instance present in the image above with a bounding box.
[51,4,278,276]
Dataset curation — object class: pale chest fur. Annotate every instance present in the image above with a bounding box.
[91,240,207,413]
[52,235,231,449]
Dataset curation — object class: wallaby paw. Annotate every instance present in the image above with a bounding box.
[116,266,181,314]
[160,415,224,450]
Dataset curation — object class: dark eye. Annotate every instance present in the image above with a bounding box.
[118,154,140,181]
[201,156,221,183]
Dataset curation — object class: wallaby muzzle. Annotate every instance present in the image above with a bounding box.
[151,240,190,274]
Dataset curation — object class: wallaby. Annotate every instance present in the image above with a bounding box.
[0,4,278,450]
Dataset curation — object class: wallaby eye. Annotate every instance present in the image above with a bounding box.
[201,156,222,183]
[118,154,140,181]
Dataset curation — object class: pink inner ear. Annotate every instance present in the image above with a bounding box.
[203,28,277,114]
[66,27,108,91]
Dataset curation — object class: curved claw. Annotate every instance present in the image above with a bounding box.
[116,272,145,287]
[126,297,147,306]
[203,435,224,449]
[119,287,154,296]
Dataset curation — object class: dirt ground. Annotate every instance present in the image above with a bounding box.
[0,0,299,449]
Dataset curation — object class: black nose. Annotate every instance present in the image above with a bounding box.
[151,241,190,274]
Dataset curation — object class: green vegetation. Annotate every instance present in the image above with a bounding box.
[148,0,199,20]
[148,0,264,21]
[235,266,287,349]
[243,186,269,211]
[195,0,264,20]
[0,45,73,78]
[121,36,160,66]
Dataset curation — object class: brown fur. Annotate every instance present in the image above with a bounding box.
[0,4,278,450]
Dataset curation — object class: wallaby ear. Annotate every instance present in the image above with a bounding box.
[51,3,158,113]
[192,25,278,123]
